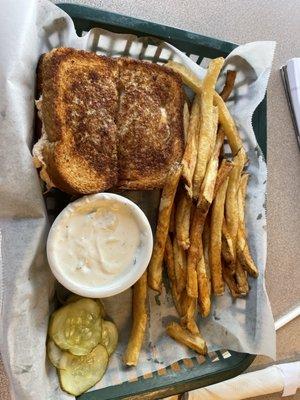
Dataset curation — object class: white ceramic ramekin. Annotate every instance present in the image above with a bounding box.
[47,193,153,298]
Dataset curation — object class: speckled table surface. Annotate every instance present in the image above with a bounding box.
[1,0,299,399]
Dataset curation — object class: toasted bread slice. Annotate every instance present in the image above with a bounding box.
[33,49,184,194]
[117,58,184,189]
[33,48,119,194]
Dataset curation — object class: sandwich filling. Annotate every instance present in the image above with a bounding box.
[33,96,55,190]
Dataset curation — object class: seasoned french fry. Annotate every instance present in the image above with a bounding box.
[213,159,234,200]
[188,124,222,301]
[166,60,202,94]
[166,61,245,157]
[181,96,201,195]
[237,227,259,277]
[148,163,182,292]
[169,203,175,234]
[197,221,211,317]
[210,177,229,295]
[198,129,225,211]
[164,236,182,315]
[236,174,259,278]
[185,319,199,336]
[166,322,207,355]
[194,132,225,306]
[203,218,212,288]
[193,57,224,198]
[180,292,198,335]
[225,150,247,266]
[238,174,249,223]
[173,237,186,294]
[197,252,211,317]
[235,259,249,295]
[187,207,206,298]
[221,221,235,270]
[214,94,246,156]
[180,290,192,315]
[175,189,192,249]
[183,102,190,143]
[219,70,237,101]
[164,236,176,282]
[123,272,147,366]
[222,266,241,298]
[210,106,219,154]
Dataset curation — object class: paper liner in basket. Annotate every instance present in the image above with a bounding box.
[0,0,275,399]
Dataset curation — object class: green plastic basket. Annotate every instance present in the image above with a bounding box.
[54,4,265,399]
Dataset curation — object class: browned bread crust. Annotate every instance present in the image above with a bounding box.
[116,58,184,189]
[34,48,184,194]
[38,48,119,194]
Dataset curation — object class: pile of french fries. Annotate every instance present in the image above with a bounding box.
[123,59,259,366]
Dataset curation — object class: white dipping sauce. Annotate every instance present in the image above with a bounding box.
[48,197,143,288]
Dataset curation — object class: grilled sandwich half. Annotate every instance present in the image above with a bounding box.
[117,58,184,189]
[33,48,184,194]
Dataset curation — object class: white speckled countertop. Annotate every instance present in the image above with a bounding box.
[1,0,299,399]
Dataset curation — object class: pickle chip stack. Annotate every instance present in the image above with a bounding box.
[47,297,118,396]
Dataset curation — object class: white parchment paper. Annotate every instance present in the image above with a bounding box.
[0,0,276,399]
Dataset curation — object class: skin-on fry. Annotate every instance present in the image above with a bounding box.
[166,60,202,94]
[166,322,207,355]
[166,61,245,157]
[183,102,190,144]
[203,218,212,291]
[194,131,225,303]
[148,163,182,292]
[221,221,235,270]
[219,70,237,102]
[192,57,225,198]
[186,207,206,298]
[222,265,241,298]
[238,174,249,223]
[173,238,186,294]
[198,129,225,211]
[237,228,259,277]
[235,259,249,295]
[165,236,176,282]
[164,236,182,315]
[236,174,259,278]
[210,177,229,295]
[214,94,246,156]
[213,159,234,200]
[188,123,223,300]
[197,219,212,317]
[225,150,247,267]
[169,203,175,234]
[210,106,219,154]
[181,96,201,195]
[175,189,192,249]
[123,272,148,366]
[180,292,198,335]
[197,250,211,317]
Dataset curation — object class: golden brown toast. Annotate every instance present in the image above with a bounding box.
[116,58,184,189]
[33,48,184,194]
[34,48,119,194]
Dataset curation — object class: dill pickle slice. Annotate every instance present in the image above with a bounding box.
[66,295,106,317]
[101,321,118,356]
[49,298,102,356]
[47,339,64,369]
[59,344,108,396]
